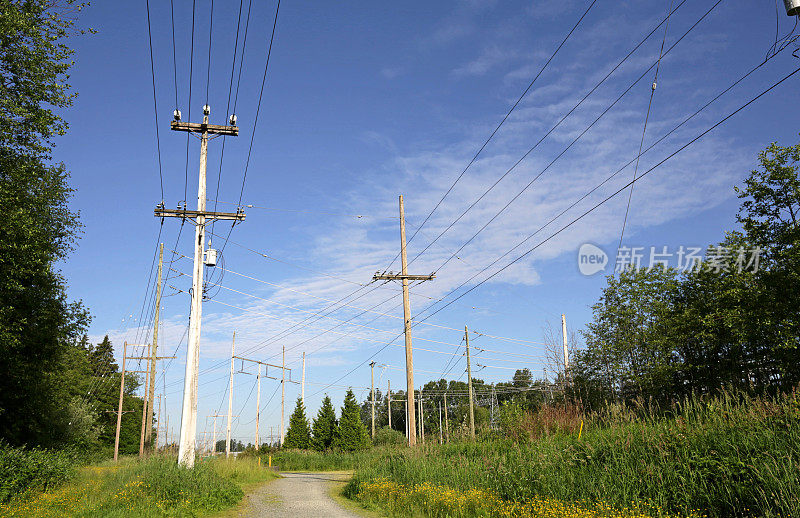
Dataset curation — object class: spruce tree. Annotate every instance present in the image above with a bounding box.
[335,389,370,451]
[283,397,311,449]
[311,395,338,451]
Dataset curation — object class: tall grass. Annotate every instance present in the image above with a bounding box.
[342,390,800,518]
[0,455,276,517]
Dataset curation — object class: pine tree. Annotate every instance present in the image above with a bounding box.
[89,335,117,376]
[311,395,338,451]
[283,397,311,449]
[335,389,370,451]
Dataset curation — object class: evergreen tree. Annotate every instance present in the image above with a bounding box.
[311,395,338,451]
[89,335,117,376]
[335,389,369,451]
[283,397,311,449]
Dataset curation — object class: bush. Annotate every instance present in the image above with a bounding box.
[373,427,406,447]
[0,441,79,503]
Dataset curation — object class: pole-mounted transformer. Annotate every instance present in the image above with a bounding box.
[785,0,800,16]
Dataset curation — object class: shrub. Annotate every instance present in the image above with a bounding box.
[0,441,79,503]
[373,427,406,447]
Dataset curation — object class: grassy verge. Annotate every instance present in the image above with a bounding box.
[331,391,799,518]
[0,455,277,517]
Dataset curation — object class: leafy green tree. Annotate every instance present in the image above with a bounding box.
[283,397,311,449]
[335,389,369,451]
[0,0,90,447]
[311,395,337,451]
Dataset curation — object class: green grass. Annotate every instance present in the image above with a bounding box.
[267,391,800,518]
[0,455,277,517]
[342,391,800,517]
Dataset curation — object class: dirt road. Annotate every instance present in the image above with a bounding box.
[232,472,366,518]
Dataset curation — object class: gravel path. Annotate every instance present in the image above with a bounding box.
[233,472,363,518]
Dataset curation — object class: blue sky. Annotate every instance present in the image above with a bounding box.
[57,0,799,445]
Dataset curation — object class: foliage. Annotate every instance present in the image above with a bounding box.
[372,426,406,447]
[343,390,800,518]
[0,441,80,503]
[335,389,370,451]
[0,0,93,448]
[283,397,311,449]
[311,395,338,451]
[0,455,275,517]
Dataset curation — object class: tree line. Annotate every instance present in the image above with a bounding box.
[571,140,800,409]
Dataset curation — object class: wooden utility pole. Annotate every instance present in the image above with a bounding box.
[438,401,443,444]
[418,389,424,444]
[158,105,243,468]
[281,345,285,446]
[369,361,376,438]
[443,392,449,442]
[230,354,293,446]
[372,195,435,447]
[114,342,128,462]
[561,314,570,382]
[255,364,261,449]
[145,243,164,451]
[226,332,236,458]
[139,347,151,458]
[465,326,475,439]
[208,414,224,455]
[387,380,392,429]
[301,352,306,407]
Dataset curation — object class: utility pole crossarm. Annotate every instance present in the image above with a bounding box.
[373,273,435,281]
[170,121,239,136]
[154,208,245,221]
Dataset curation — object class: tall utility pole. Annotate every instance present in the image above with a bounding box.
[443,392,449,442]
[373,195,435,447]
[438,402,443,444]
[226,332,236,458]
[145,243,164,451]
[387,380,392,429]
[208,414,224,455]
[255,364,261,449]
[157,105,243,468]
[139,347,151,458]
[369,361,376,439]
[465,326,475,439]
[114,342,128,462]
[281,345,285,446]
[418,389,424,444]
[561,314,570,381]
[301,352,306,407]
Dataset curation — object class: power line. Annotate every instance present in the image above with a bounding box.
[205,0,214,106]
[183,0,197,205]
[405,0,690,272]
[425,0,722,277]
[390,0,601,271]
[170,0,179,110]
[411,65,800,328]
[411,46,795,332]
[616,0,675,256]
[145,0,164,202]
[236,0,281,206]
[210,0,245,236]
